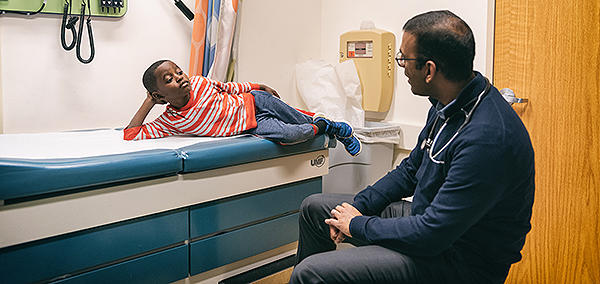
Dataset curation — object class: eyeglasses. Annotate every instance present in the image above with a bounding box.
[395,50,419,67]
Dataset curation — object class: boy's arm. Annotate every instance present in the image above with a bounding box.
[124,93,176,140]
[207,77,278,97]
[258,84,280,98]
[126,94,157,129]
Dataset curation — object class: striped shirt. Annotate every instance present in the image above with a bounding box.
[124,76,260,140]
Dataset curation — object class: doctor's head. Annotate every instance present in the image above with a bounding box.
[143,60,192,108]
[398,10,475,98]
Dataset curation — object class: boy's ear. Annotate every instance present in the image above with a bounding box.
[150,91,163,100]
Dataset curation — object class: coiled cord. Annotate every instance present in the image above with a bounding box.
[75,0,94,64]
[60,0,77,51]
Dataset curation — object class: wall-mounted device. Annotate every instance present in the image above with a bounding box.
[0,0,127,17]
[340,28,395,117]
[100,0,123,13]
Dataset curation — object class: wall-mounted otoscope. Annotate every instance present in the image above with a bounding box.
[174,0,194,21]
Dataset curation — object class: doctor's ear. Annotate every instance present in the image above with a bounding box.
[424,60,437,84]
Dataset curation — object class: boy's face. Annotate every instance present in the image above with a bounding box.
[152,61,192,105]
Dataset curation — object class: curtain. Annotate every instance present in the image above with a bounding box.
[189,0,239,81]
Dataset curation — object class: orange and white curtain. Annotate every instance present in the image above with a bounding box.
[189,0,239,81]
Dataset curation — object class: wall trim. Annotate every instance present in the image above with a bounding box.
[486,0,496,81]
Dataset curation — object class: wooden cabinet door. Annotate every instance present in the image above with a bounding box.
[494,0,600,282]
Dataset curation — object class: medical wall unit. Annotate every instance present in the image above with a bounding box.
[0,129,334,283]
[1,1,127,64]
[339,28,395,117]
[0,0,127,17]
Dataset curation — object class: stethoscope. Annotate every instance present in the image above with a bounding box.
[421,77,492,165]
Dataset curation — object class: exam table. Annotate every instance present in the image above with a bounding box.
[0,129,334,283]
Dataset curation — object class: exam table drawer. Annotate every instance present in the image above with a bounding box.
[190,178,321,238]
[190,212,299,275]
[0,209,188,284]
[55,244,188,284]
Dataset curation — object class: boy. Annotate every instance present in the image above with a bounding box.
[124,60,362,156]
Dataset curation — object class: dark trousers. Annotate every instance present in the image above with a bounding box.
[290,193,475,284]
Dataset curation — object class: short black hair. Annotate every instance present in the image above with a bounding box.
[142,59,169,93]
[403,10,475,82]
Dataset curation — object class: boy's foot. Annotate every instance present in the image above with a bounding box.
[313,115,353,138]
[338,134,362,156]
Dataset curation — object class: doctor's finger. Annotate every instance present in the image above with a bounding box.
[335,233,345,244]
[335,205,346,214]
[330,208,340,217]
[329,225,339,241]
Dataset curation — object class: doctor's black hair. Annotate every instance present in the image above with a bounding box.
[143,59,169,93]
[403,10,475,82]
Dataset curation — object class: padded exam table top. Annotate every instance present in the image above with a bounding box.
[0,129,333,201]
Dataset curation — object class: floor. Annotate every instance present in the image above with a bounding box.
[253,267,293,284]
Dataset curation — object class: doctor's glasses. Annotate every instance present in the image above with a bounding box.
[395,50,419,67]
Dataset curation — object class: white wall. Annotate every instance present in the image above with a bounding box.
[0,0,493,142]
[0,0,322,133]
[235,0,321,109]
[0,24,3,134]
[0,0,196,133]
[321,0,493,149]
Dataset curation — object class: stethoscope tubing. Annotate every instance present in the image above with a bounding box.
[427,78,491,165]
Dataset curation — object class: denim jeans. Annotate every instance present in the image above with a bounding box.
[248,90,315,144]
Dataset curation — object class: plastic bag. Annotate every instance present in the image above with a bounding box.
[295,60,364,128]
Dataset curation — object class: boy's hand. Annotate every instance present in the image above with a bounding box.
[259,84,280,98]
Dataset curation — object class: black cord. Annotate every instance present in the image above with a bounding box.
[0,0,46,16]
[60,0,77,51]
[76,0,95,64]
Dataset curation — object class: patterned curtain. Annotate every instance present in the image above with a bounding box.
[189,0,239,81]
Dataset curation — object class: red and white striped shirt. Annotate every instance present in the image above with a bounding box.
[124,76,260,140]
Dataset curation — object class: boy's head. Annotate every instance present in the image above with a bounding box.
[142,60,192,106]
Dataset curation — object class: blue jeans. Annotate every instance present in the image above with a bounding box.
[248,90,315,144]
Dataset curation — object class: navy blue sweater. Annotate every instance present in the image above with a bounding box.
[350,72,535,277]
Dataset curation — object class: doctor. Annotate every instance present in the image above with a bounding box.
[290,10,535,284]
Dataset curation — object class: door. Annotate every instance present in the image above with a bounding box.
[494,0,600,282]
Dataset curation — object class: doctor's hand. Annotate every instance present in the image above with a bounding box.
[329,224,345,244]
[259,84,280,98]
[325,202,362,239]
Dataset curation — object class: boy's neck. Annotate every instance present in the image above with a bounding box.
[170,93,190,109]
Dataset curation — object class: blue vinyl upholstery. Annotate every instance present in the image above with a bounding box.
[179,135,334,173]
[0,149,182,200]
[0,134,333,201]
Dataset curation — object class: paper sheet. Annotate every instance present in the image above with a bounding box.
[0,129,236,159]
